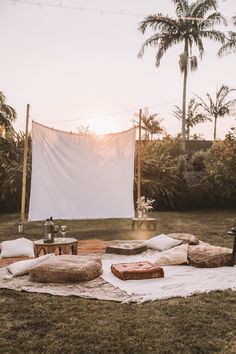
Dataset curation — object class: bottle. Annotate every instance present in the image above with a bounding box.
[44,217,55,243]
[49,216,55,243]
[44,219,51,243]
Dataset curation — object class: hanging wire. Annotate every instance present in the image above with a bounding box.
[8,0,235,23]
[12,99,181,131]
[45,100,180,125]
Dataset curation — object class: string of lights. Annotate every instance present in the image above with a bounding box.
[13,100,181,130]
[48,100,179,124]
[8,0,235,23]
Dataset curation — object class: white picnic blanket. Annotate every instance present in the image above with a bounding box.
[101,252,236,303]
[0,250,236,303]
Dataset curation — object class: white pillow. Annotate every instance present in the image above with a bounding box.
[146,234,182,251]
[154,244,189,265]
[0,237,35,258]
[7,254,53,277]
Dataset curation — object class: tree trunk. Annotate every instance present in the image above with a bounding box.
[181,40,189,151]
[214,116,217,140]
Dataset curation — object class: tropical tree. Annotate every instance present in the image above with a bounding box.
[196,84,236,140]
[0,91,16,138]
[0,132,31,212]
[218,16,236,56]
[140,112,164,140]
[135,136,185,209]
[173,98,210,139]
[138,0,226,150]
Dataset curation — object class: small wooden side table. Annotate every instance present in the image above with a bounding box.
[34,238,78,257]
[131,218,156,231]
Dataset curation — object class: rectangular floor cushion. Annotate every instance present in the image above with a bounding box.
[106,241,147,255]
[188,245,233,268]
[111,261,164,280]
[29,255,102,283]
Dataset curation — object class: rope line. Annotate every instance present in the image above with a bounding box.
[8,0,235,22]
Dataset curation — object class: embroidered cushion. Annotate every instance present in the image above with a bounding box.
[111,261,164,280]
[188,245,232,268]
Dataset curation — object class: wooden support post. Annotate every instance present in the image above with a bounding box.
[20,104,30,222]
[137,108,142,200]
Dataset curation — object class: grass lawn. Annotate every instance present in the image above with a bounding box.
[0,210,236,354]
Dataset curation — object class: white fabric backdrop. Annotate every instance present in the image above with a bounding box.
[28,122,136,221]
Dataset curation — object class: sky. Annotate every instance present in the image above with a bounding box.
[1,0,236,139]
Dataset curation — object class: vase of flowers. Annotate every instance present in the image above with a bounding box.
[136,196,155,219]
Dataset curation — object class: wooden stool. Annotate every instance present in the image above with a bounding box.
[131,218,156,231]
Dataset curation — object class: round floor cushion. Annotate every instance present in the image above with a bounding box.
[29,255,102,283]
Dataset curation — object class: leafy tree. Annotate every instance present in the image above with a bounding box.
[138,0,226,150]
[196,84,236,140]
[134,136,185,209]
[173,98,209,140]
[0,91,16,138]
[202,138,236,207]
[0,132,31,212]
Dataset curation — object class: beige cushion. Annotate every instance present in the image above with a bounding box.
[0,238,35,258]
[188,245,232,268]
[7,254,52,277]
[145,234,182,251]
[168,233,199,245]
[154,244,189,266]
[29,255,102,283]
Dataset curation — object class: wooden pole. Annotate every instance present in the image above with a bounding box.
[137,108,142,201]
[20,104,30,222]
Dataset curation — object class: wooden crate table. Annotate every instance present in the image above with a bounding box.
[131,218,156,231]
[34,238,78,257]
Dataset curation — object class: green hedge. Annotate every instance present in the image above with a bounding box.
[1,135,235,213]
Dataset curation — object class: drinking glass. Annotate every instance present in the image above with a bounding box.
[60,225,68,239]
[54,225,59,238]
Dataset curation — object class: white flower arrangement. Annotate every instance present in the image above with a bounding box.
[136,196,155,212]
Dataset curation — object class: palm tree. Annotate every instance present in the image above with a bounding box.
[196,84,236,140]
[140,113,164,140]
[173,98,210,140]
[138,0,226,150]
[0,91,17,138]
[218,16,236,57]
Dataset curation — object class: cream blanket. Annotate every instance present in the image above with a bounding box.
[0,249,236,303]
[102,252,236,303]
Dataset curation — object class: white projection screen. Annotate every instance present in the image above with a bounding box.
[28,122,136,221]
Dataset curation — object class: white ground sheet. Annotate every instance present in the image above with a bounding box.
[28,122,136,221]
[101,252,236,303]
[0,250,236,303]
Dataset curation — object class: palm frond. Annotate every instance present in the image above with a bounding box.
[171,0,189,17]
[218,31,236,57]
[155,34,182,66]
[199,30,225,43]
[139,14,180,34]
[191,0,217,19]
